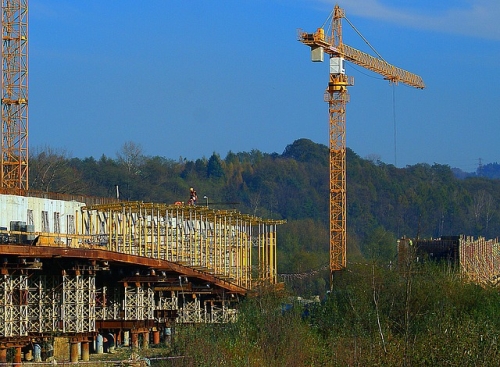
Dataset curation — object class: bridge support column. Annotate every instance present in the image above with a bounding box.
[142,332,149,349]
[165,327,172,344]
[131,332,139,349]
[13,347,22,365]
[123,331,130,347]
[116,330,122,347]
[0,348,7,363]
[81,342,90,361]
[111,331,117,352]
[153,330,160,345]
[25,348,33,361]
[70,342,79,363]
[96,334,104,354]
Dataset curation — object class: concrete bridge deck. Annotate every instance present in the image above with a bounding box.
[0,192,284,363]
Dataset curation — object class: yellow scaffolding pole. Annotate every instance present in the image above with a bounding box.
[78,202,284,290]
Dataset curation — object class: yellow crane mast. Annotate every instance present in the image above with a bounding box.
[298,5,424,289]
[1,0,29,193]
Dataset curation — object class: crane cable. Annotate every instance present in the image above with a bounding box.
[278,265,329,281]
[320,8,334,35]
[278,261,395,281]
[343,15,399,166]
[393,84,398,166]
[344,16,386,62]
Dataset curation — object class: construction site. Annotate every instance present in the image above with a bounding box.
[1,1,500,365]
[0,2,284,363]
[0,191,283,363]
[398,235,500,286]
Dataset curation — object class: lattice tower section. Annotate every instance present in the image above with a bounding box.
[1,0,28,191]
[324,8,352,285]
[207,301,237,323]
[158,291,178,311]
[95,286,122,321]
[325,73,352,279]
[177,297,202,323]
[27,275,60,333]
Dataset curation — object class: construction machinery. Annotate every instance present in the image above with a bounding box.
[298,4,425,289]
[1,0,29,193]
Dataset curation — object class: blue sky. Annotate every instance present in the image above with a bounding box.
[28,0,500,172]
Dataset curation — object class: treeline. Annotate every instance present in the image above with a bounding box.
[29,139,500,294]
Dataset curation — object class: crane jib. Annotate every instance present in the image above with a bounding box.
[340,44,425,89]
[298,31,425,89]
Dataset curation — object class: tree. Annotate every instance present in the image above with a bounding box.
[29,146,83,193]
[207,153,225,179]
[116,141,144,199]
[116,141,144,175]
[363,226,397,262]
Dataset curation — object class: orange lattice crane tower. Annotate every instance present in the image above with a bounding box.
[1,0,28,192]
[299,4,424,289]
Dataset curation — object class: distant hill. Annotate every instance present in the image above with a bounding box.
[477,162,500,179]
[29,139,500,294]
[451,162,500,180]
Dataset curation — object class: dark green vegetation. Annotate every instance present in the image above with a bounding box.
[31,141,500,365]
[30,139,500,295]
[170,263,500,366]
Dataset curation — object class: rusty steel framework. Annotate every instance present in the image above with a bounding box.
[299,4,424,289]
[1,0,28,192]
[0,200,284,362]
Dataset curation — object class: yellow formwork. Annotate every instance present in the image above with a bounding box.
[459,236,500,285]
[82,202,285,290]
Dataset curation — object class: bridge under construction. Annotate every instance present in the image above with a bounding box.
[0,0,287,362]
[0,190,284,363]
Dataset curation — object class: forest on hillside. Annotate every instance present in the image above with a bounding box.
[29,139,500,295]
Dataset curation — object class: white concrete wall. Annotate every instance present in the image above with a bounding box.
[0,194,85,233]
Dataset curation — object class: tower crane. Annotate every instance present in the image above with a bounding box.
[298,4,424,289]
[1,0,29,193]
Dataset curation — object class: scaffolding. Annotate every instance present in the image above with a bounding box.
[80,202,284,288]
[61,274,96,333]
[0,274,28,337]
[0,200,284,344]
[398,235,500,286]
[0,273,97,337]
[459,236,500,285]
